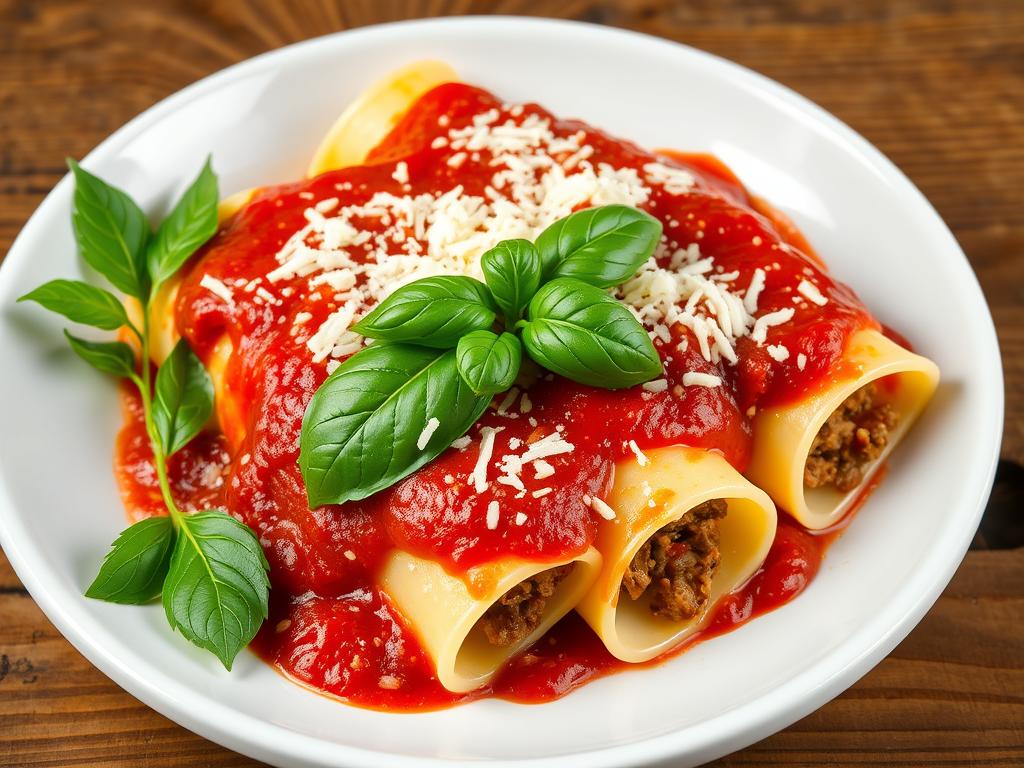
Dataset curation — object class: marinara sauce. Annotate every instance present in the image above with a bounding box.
[114,83,877,709]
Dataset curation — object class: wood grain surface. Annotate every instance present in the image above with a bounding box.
[1,1,1021,766]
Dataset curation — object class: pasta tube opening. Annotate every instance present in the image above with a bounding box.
[577,447,776,664]
[620,499,725,622]
[746,329,939,530]
[803,382,898,494]
[380,548,600,693]
[476,563,575,646]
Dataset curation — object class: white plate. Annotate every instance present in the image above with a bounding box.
[0,17,1003,768]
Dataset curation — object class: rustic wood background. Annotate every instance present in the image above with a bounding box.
[1,1,1021,766]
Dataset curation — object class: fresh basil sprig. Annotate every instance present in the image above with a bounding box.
[20,159,269,670]
[300,204,664,507]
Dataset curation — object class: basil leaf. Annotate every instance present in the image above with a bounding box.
[520,278,663,389]
[148,158,219,289]
[162,510,270,671]
[64,330,137,378]
[85,516,175,604]
[480,239,541,321]
[68,159,150,299]
[351,276,496,348]
[456,330,522,396]
[19,279,129,330]
[535,204,662,287]
[300,344,490,507]
[153,339,213,456]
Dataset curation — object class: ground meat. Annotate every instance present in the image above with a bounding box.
[478,563,575,646]
[804,383,898,493]
[621,499,726,622]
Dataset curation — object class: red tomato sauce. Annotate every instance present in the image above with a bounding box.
[113,82,883,710]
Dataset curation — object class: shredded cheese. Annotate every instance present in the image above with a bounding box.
[797,279,829,306]
[200,274,234,306]
[627,439,650,467]
[417,417,440,450]
[682,372,722,388]
[520,432,576,463]
[468,426,502,492]
[642,378,669,393]
[589,496,617,520]
[533,459,555,479]
[751,307,796,345]
[744,268,766,314]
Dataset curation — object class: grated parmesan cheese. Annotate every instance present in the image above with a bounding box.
[520,432,576,463]
[417,417,440,450]
[589,496,617,520]
[307,302,358,363]
[486,500,500,530]
[643,162,696,195]
[642,378,669,393]
[751,307,795,345]
[797,279,828,306]
[497,387,520,414]
[200,274,234,306]
[682,372,722,388]
[743,268,766,314]
[533,459,555,479]
[468,426,502,492]
[627,439,650,467]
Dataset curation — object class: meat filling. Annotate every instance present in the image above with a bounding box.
[478,563,575,647]
[621,499,727,622]
[804,383,898,493]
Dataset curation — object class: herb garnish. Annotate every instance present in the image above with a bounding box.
[300,204,663,507]
[19,159,269,670]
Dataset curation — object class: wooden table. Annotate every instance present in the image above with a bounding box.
[1,2,1021,765]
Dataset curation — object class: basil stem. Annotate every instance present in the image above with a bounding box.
[26,160,270,669]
